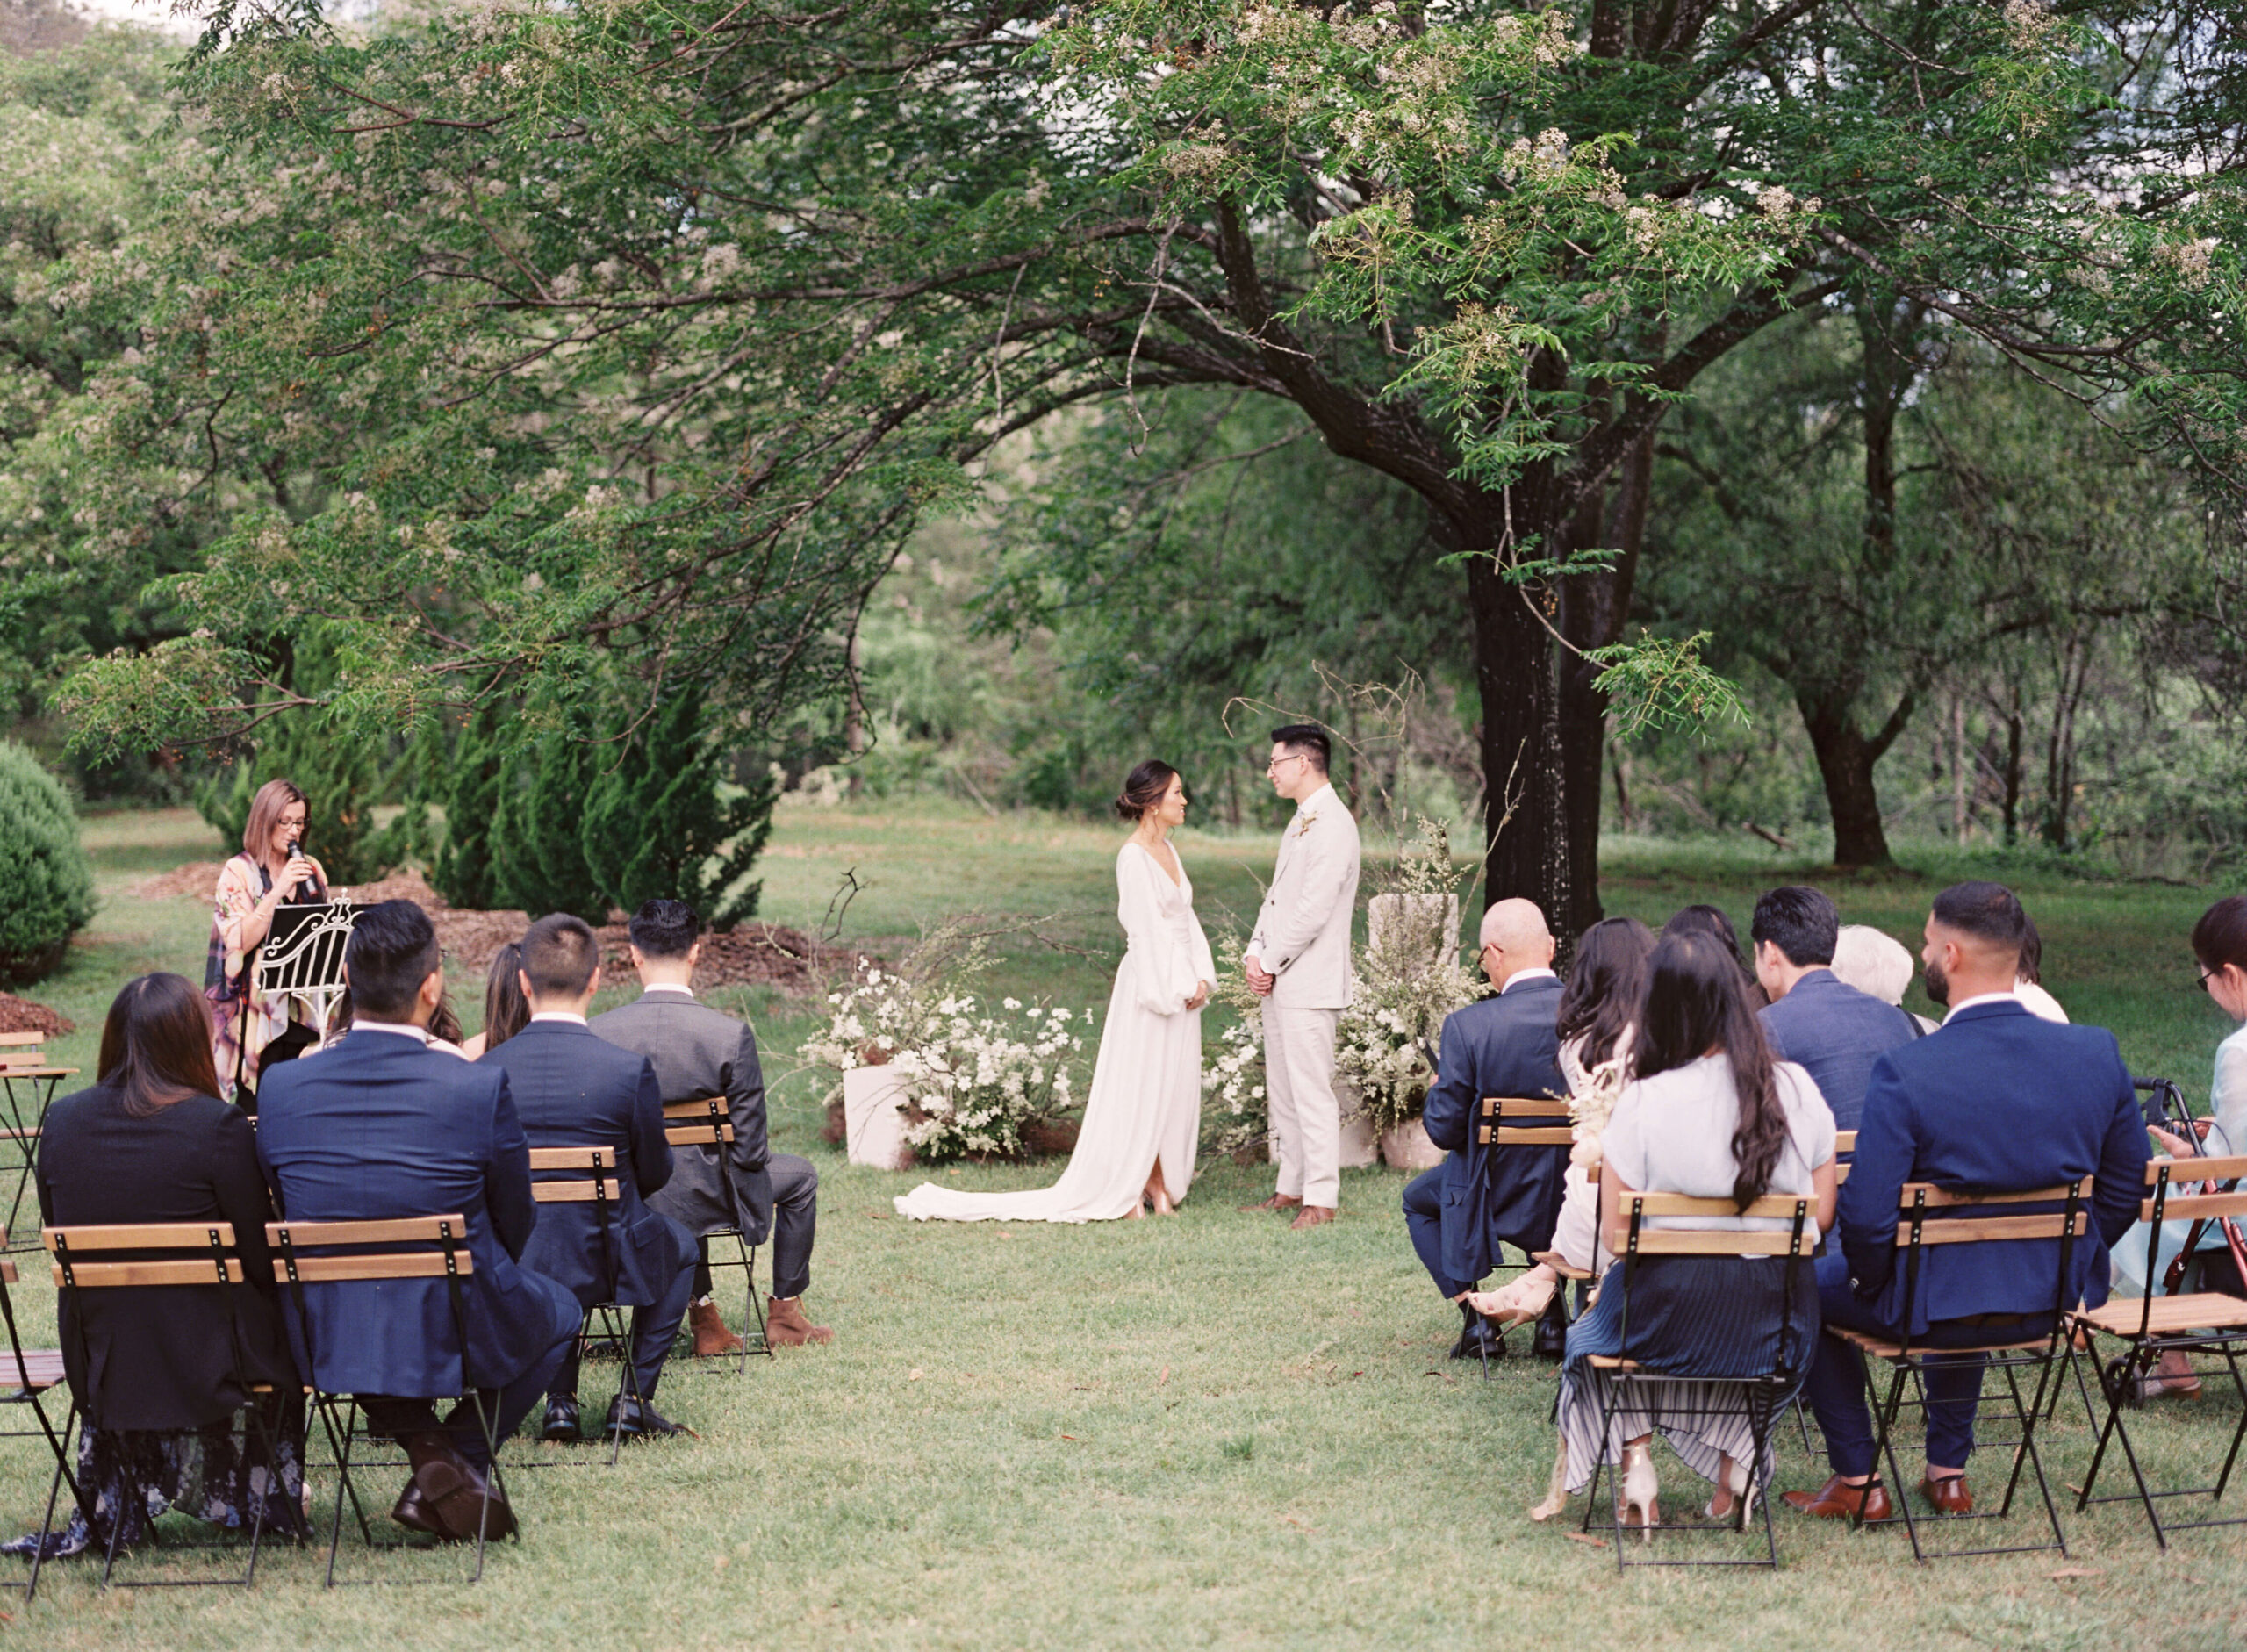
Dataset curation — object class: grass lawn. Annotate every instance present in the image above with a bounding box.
[4,802,2243,1648]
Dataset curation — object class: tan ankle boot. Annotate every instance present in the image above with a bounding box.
[689,1297,743,1357]
[766,1295,833,1347]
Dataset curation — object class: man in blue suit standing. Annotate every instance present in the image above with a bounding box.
[480,913,697,1444]
[257,901,580,1545]
[1787,882,2147,1524]
[1409,898,1567,1361]
[1753,886,1921,1131]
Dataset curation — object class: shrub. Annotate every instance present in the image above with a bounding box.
[429,710,504,910]
[488,726,609,923]
[0,742,97,985]
[579,694,775,929]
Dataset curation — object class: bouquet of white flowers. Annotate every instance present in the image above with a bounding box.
[1201,929,1269,1158]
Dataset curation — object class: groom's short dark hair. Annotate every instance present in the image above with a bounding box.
[1270,723,1331,773]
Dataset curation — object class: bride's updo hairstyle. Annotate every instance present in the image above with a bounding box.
[1116,760,1182,821]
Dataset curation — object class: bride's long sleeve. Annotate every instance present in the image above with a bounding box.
[1119,849,1191,1016]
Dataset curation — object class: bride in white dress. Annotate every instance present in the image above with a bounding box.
[894,761,1215,1223]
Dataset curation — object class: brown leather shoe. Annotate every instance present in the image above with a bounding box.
[407,1453,515,1543]
[1783,1475,1893,1523]
[1920,1473,1973,1515]
[766,1295,833,1347]
[690,1297,743,1358]
[1289,1204,1337,1231]
[1239,1194,1303,1214]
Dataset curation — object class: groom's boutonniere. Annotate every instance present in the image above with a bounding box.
[1293,809,1319,839]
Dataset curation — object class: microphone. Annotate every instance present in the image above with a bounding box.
[284,838,303,897]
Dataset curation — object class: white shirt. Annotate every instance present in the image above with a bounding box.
[353,1019,428,1043]
[1500,966,1557,994]
[640,984,695,999]
[530,1010,587,1026]
[1943,990,2021,1023]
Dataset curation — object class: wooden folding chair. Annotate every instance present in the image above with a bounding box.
[1469,1095,1573,1374]
[0,1256,72,1602]
[43,1222,306,1589]
[527,1146,645,1464]
[2068,1153,2247,1547]
[1577,1190,1818,1569]
[0,1035,75,1253]
[1832,1177,2091,1562]
[267,1215,510,1586]
[663,1096,771,1365]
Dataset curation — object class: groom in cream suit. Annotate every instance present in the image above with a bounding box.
[1243,723,1361,1231]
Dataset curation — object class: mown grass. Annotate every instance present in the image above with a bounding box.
[2,802,2242,1648]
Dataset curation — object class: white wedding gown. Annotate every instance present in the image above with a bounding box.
[894,841,1214,1223]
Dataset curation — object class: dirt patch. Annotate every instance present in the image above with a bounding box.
[132,862,867,995]
[0,995,73,1038]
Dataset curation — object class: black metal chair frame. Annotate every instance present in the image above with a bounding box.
[0,1255,80,1603]
[2067,1153,2247,1547]
[269,1214,512,1586]
[1577,1190,1816,1570]
[664,1096,771,1367]
[1472,1095,1573,1379]
[0,1042,75,1253]
[1841,1177,2087,1562]
[525,1146,649,1466]
[45,1221,310,1591]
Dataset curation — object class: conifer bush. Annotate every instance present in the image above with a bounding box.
[0,742,97,985]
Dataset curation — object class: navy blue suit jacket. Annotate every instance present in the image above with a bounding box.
[1839,998,2147,1333]
[255,1029,580,1397]
[1420,974,1566,1286]
[1758,968,1921,1131]
[477,1020,687,1311]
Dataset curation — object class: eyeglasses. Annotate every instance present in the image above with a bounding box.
[2196,966,2222,991]
[276,816,308,832]
[1265,754,1307,774]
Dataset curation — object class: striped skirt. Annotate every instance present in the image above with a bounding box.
[1556,1253,1820,1494]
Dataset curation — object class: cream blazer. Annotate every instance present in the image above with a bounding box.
[1248,781,1360,1009]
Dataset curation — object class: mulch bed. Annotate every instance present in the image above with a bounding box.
[130,862,865,995]
[0,994,73,1038]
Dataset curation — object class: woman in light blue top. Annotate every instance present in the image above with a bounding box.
[2121,896,2247,1396]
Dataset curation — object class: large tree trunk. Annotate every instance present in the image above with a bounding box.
[1466,542,1571,931]
[1798,686,1913,867]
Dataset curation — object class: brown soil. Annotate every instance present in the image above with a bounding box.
[0,995,73,1038]
[132,862,866,995]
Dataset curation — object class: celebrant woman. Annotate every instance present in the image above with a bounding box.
[894,760,1214,1223]
[204,777,333,1103]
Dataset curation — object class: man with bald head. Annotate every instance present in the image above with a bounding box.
[1409,898,1568,1361]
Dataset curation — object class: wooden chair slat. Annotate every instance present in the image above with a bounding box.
[1486,1126,1573,1146]
[0,1068,75,1080]
[527,1146,617,1169]
[45,1222,238,1252]
[266,1216,470,1247]
[532,1181,622,1203]
[1623,1191,1815,1220]
[269,1252,476,1283]
[0,1349,64,1389]
[54,1258,245,1288]
[2149,1153,2247,1185]
[662,1096,730,1120]
[1483,1096,1569,1118]
[1835,1163,1852,1184]
[2143,1189,2247,1224]
[1631,1230,1812,1258]
[0,1259,16,1285]
[1896,1211,2089,1246]
[1833,1326,2050,1359]
[2073,1293,2247,1337]
[664,1124,734,1146]
[0,1032,42,1048]
[1898,1181,2092,1210]
[1834,1131,1858,1154]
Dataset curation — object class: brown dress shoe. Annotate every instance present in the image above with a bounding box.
[690,1297,743,1358]
[1289,1204,1337,1231]
[1239,1194,1303,1214]
[766,1295,833,1347]
[1783,1475,1893,1523]
[1920,1474,1973,1515]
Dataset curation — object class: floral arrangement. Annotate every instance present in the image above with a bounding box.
[1201,929,1270,1158]
[799,928,1092,1162]
[1334,816,1482,1135]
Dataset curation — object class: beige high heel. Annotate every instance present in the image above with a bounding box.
[1706,1455,1755,1525]
[1620,1440,1660,1541]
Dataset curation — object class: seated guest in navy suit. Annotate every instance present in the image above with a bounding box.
[480,913,697,1443]
[1409,898,1567,1361]
[1788,881,2147,1524]
[256,901,580,1545]
[1752,886,1920,1131]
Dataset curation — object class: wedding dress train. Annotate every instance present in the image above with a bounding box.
[894,842,1213,1223]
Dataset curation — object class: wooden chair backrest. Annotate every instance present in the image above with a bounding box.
[528,1145,621,1204]
[0,1031,45,1070]
[1891,1180,2092,1246]
[1616,1191,1817,1259]
[2144,1154,2247,1225]
[265,1214,477,1284]
[663,1096,735,1147]
[45,1222,245,1289]
[1834,1131,1857,1185]
[1477,1095,1571,1147]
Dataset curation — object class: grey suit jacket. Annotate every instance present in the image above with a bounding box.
[588,989,774,1245]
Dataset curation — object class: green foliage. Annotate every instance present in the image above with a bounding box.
[581,695,776,929]
[193,714,397,887]
[428,711,505,911]
[489,728,609,925]
[0,738,94,983]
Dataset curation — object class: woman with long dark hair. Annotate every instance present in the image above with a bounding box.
[8,974,305,1562]
[1468,917,1655,1335]
[462,943,529,1059]
[895,759,1215,1222]
[1545,932,1837,1529]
